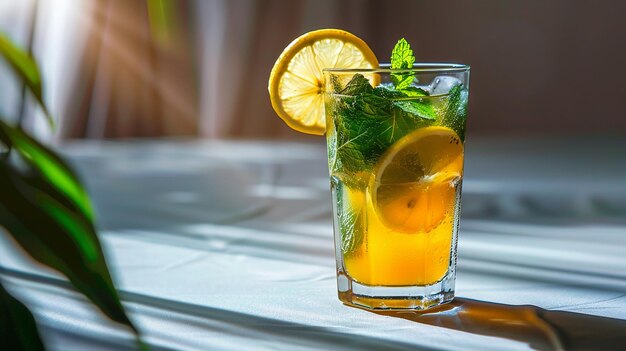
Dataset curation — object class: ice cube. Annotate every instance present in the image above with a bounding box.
[430,76,462,95]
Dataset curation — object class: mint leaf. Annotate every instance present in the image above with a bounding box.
[374,86,436,121]
[335,134,368,173]
[340,73,373,95]
[400,86,429,97]
[329,74,343,93]
[442,84,468,141]
[336,182,365,255]
[394,75,414,90]
[390,38,415,89]
[390,38,415,69]
[393,100,437,121]
[327,88,379,173]
[379,108,414,144]
[333,106,380,173]
[372,86,405,99]
[360,93,393,116]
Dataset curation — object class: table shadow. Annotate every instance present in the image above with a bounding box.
[369,297,626,351]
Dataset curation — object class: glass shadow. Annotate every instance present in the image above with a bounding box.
[369,297,626,351]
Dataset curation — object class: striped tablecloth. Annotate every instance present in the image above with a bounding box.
[1,137,625,350]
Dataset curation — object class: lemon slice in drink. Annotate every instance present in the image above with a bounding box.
[371,126,464,233]
[268,29,379,135]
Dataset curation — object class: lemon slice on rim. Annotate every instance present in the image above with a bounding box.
[371,126,464,233]
[268,29,379,135]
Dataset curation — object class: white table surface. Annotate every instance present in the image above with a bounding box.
[1,137,626,351]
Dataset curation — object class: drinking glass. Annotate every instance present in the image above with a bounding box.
[324,64,470,310]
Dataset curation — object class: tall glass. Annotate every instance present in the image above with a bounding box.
[323,64,470,310]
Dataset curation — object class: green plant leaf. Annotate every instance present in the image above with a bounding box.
[0,148,139,340]
[0,281,45,351]
[390,38,415,69]
[441,84,468,142]
[340,73,374,96]
[0,33,53,127]
[400,86,429,97]
[147,0,177,45]
[390,38,415,89]
[393,100,437,121]
[0,120,93,221]
[337,183,365,256]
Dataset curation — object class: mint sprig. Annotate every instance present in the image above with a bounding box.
[326,37,466,175]
[328,74,434,174]
[390,38,415,89]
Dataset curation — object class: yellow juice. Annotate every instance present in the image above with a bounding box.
[342,184,459,286]
[336,160,462,286]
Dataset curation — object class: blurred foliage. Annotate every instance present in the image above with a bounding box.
[0,33,52,127]
[0,33,142,349]
[0,283,44,351]
[147,0,177,45]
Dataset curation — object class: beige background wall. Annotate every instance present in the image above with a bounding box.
[1,0,625,140]
[239,0,626,139]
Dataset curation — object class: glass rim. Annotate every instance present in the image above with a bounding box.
[323,63,470,74]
